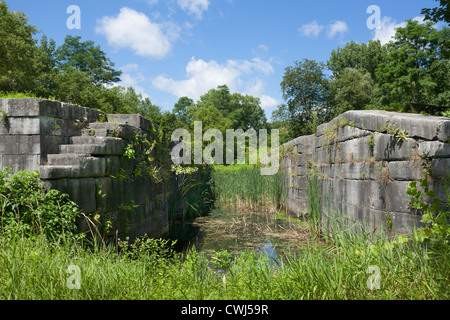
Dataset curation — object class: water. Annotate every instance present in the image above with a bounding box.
[172,206,310,260]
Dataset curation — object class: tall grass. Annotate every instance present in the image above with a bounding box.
[211,164,284,213]
[0,167,448,300]
[0,218,447,300]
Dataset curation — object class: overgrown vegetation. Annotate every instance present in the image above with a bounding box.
[0,167,82,241]
[0,165,448,299]
[211,165,284,213]
[0,0,448,301]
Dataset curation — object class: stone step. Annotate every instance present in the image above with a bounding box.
[70,136,123,145]
[81,128,108,137]
[47,153,91,165]
[85,122,138,140]
[39,157,106,179]
[60,139,127,156]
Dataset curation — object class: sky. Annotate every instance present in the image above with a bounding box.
[6,0,442,119]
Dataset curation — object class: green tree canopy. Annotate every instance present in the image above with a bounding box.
[327,40,386,80]
[422,0,450,25]
[376,20,450,109]
[55,35,122,86]
[330,67,377,113]
[195,85,267,131]
[280,59,332,136]
[0,1,39,92]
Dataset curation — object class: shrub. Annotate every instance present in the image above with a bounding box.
[0,167,82,240]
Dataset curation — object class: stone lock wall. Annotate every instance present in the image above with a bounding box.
[0,98,170,240]
[280,110,450,236]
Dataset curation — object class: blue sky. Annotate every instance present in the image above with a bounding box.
[6,0,441,119]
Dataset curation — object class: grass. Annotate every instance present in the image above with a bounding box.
[0,91,55,100]
[211,164,284,214]
[0,218,447,300]
[0,166,448,300]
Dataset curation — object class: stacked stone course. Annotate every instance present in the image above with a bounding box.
[0,98,169,240]
[281,110,450,236]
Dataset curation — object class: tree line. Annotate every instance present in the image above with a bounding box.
[1,0,449,146]
[272,18,450,142]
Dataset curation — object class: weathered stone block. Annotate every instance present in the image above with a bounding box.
[418,141,450,158]
[374,134,416,160]
[388,160,425,181]
[95,177,135,212]
[107,114,158,134]
[60,138,126,155]
[384,181,413,213]
[431,158,450,179]
[40,135,69,158]
[390,113,446,140]
[0,135,40,154]
[1,117,40,135]
[438,120,450,143]
[338,161,382,180]
[340,110,392,132]
[42,178,97,213]
[336,125,371,142]
[3,98,60,117]
[48,154,91,166]
[1,154,40,172]
[339,137,373,162]
[39,157,106,179]
[88,123,136,140]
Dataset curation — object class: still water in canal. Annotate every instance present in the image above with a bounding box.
[173,206,311,261]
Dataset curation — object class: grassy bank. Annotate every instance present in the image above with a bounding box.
[0,222,447,300]
[0,167,448,300]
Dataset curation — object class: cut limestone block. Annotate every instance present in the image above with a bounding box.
[418,141,450,158]
[60,138,127,156]
[39,157,106,179]
[374,134,417,160]
[42,178,97,213]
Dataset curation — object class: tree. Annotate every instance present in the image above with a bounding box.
[330,67,377,113]
[270,104,294,144]
[376,20,450,109]
[422,0,450,25]
[55,35,121,86]
[33,35,58,97]
[280,59,332,136]
[0,1,39,92]
[195,85,267,131]
[327,40,386,81]
[173,96,194,125]
[45,35,124,109]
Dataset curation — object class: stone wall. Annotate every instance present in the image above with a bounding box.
[280,110,450,236]
[0,98,170,240]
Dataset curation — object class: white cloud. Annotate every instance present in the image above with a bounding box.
[258,44,269,51]
[299,20,349,39]
[95,7,179,59]
[259,95,279,110]
[152,57,277,109]
[327,20,348,38]
[177,0,210,19]
[372,16,425,45]
[299,20,324,38]
[117,64,149,99]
